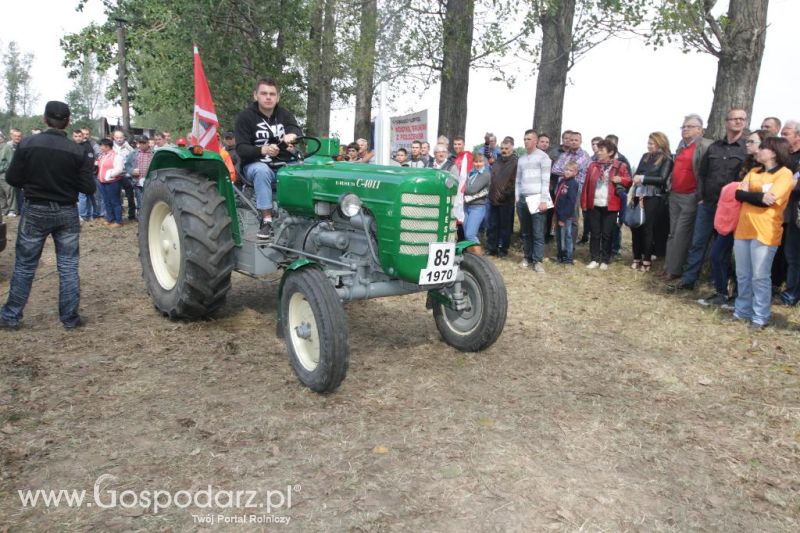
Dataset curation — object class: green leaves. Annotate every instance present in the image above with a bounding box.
[61,0,312,133]
[2,41,36,116]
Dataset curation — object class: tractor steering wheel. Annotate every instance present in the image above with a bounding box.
[272,136,322,165]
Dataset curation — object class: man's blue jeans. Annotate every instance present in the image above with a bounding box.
[709,232,734,296]
[78,191,100,219]
[1,202,82,327]
[516,199,546,263]
[463,203,487,242]
[486,204,514,253]
[734,239,778,326]
[242,162,277,211]
[682,201,717,285]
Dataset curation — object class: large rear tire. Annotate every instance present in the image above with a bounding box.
[433,253,507,352]
[281,267,349,393]
[139,170,235,319]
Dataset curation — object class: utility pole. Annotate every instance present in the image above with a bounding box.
[114,17,131,132]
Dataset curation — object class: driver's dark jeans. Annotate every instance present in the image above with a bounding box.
[242,162,277,211]
[1,201,82,327]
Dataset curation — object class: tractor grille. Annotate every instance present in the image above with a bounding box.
[400,232,440,243]
[400,219,438,231]
[398,193,454,255]
[399,244,432,255]
[401,193,439,206]
[400,205,439,218]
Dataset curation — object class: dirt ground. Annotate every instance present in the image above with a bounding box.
[1,214,799,532]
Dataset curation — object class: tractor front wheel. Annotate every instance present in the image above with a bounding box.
[432,253,507,352]
[281,267,349,393]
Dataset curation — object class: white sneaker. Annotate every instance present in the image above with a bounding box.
[599,263,609,270]
[533,263,545,273]
[520,259,530,268]
[586,261,599,269]
[6,211,17,218]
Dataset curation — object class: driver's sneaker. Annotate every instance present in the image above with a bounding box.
[586,261,599,269]
[257,219,273,239]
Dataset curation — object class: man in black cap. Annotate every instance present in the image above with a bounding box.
[0,101,96,330]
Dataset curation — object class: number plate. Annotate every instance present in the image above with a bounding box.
[418,243,459,285]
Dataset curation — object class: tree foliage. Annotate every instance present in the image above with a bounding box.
[521,0,650,72]
[2,41,37,117]
[649,0,769,138]
[387,0,531,93]
[64,53,108,131]
[62,0,312,133]
[529,0,651,142]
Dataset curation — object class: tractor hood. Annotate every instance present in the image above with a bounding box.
[277,161,458,216]
[277,160,459,281]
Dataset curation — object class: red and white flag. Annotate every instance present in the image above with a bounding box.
[190,44,221,153]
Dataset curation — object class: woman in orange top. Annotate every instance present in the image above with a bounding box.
[732,136,795,328]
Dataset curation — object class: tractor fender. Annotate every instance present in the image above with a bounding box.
[146,149,241,245]
[456,240,478,254]
[146,146,230,183]
[276,259,318,338]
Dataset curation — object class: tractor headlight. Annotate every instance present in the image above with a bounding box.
[339,193,362,217]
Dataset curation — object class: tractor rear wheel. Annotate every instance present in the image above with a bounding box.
[281,267,349,393]
[139,169,235,319]
[433,253,507,352]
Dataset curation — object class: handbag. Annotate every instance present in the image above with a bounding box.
[624,195,645,228]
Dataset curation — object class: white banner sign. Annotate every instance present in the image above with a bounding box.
[389,109,428,154]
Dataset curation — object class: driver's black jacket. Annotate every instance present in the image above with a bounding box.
[234,102,302,167]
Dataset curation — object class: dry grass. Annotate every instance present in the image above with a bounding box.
[1,217,799,531]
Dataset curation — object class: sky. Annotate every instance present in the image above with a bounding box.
[1,0,797,161]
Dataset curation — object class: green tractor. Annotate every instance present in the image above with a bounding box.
[138,137,507,392]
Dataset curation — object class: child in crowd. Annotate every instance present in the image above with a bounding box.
[554,161,580,264]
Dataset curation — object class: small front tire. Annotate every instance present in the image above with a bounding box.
[433,253,507,352]
[280,267,349,393]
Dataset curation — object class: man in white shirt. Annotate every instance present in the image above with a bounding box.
[515,129,552,272]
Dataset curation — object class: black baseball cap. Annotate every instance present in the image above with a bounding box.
[224,131,235,139]
[44,101,71,120]
[136,135,150,143]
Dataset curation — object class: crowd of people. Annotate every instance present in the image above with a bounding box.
[341,109,798,330]
[1,94,799,331]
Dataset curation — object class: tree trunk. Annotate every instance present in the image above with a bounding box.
[437,0,475,141]
[354,0,377,142]
[305,0,324,136]
[316,0,336,136]
[705,0,768,139]
[305,0,336,136]
[532,0,575,144]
